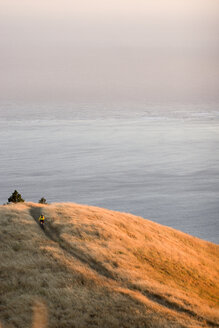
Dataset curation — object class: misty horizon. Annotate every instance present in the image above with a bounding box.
[0,0,218,104]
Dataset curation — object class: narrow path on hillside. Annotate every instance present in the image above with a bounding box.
[29,206,219,328]
[133,286,219,327]
[29,206,115,280]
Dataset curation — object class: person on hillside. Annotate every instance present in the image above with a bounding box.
[39,214,45,228]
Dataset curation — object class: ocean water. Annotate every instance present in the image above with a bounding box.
[0,103,219,243]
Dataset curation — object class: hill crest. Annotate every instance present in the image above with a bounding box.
[0,202,218,328]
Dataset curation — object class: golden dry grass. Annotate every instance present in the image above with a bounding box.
[0,202,218,328]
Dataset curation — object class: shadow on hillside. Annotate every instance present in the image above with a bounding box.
[28,206,219,328]
[29,206,115,281]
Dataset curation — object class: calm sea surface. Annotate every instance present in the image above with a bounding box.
[1,103,219,243]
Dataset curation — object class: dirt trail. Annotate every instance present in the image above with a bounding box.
[29,206,115,280]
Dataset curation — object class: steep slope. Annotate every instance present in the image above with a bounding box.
[0,202,218,328]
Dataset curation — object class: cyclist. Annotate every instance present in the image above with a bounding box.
[39,214,45,228]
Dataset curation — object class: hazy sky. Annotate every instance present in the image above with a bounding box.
[0,0,219,103]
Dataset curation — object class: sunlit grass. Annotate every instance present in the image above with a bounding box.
[0,202,218,327]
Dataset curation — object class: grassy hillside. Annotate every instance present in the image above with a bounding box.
[0,202,218,328]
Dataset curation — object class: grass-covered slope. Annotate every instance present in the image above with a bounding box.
[0,202,218,328]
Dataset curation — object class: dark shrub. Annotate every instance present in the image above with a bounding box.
[39,197,47,204]
[8,190,24,203]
